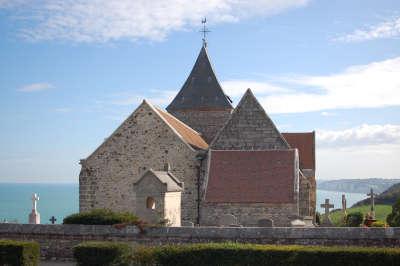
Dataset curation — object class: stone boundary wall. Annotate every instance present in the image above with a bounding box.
[1,224,400,259]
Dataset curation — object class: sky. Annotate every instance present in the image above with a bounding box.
[0,0,399,183]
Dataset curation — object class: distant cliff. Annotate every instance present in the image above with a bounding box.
[317,178,400,194]
[352,183,400,207]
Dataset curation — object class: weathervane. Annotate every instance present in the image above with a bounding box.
[200,17,210,47]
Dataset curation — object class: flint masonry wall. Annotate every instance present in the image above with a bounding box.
[1,224,400,259]
[200,203,299,227]
[170,109,232,143]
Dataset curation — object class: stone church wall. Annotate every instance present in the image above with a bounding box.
[200,202,299,227]
[170,109,232,143]
[79,102,200,224]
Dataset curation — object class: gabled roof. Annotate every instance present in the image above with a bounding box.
[154,106,209,150]
[205,150,298,203]
[282,132,315,170]
[84,100,208,162]
[166,46,233,111]
[134,169,183,192]
[211,89,290,150]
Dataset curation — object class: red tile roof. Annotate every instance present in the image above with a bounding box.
[205,150,297,203]
[282,132,315,170]
[155,107,209,150]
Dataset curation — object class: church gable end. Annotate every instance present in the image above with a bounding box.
[79,100,200,223]
[211,89,289,150]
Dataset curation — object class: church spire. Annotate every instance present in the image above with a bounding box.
[166,45,233,111]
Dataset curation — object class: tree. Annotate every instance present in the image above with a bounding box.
[345,212,363,227]
[387,198,400,227]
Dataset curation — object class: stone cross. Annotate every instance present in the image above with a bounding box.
[49,216,57,224]
[320,199,334,227]
[31,193,39,211]
[320,198,334,216]
[367,188,378,219]
[29,193,40,224]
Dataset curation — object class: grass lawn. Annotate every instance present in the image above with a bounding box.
[327,204,392,226]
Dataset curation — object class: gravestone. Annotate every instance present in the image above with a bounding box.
[303,216,314,227]
[182,221,194,227]
[291,219,306,227]
[218,214,239,227]
[257,218,274,227]
[320,198,334,227]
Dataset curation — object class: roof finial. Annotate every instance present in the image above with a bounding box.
[200,17,210,47]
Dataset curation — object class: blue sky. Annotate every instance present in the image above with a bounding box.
[0,0,399,182]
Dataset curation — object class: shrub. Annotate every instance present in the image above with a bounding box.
[73,241,131,266]
[131,243,400,266]
[387,198,400,227]
[0,239,40,266]
[63,209,139,225]
[315,212,321,225]
[346,212,363,227]
[370,221,386,227]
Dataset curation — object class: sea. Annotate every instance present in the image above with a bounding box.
[0,183,367,224]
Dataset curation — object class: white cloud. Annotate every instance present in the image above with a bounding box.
[223,56,400,113]
[0,0,309,42]
[317,124,400,148]
[316,124,400,179]
[18,82,54,92]
[317,144,400,179]
[320,111,336,116]
[334,16,400,43]
[109,89,176,106]
[55,107,72,113]
[221,80,289,97]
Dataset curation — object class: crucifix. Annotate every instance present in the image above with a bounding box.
[321,198,334,217]
[49,216,57,224]
[200,17,210,47]
[31,193,39,211]
[367,188,378,219]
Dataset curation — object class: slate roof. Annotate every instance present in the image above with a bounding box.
[282,132,315,170]
[155,107,209,150]
[205,150,298,203]
[134,169,183,192]
[166,46,233,111]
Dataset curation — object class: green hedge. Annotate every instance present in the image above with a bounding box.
[63,209,139,225]
[131,243,400,266]
[0,240,40,266]
[73,242,131,266]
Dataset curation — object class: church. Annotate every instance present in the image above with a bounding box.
[79,42,316,227]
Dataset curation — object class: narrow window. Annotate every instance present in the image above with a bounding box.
[146,197,156,210]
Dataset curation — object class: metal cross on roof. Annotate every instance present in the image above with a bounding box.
[200,17,210,47]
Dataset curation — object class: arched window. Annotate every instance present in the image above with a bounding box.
[146,197,155,210]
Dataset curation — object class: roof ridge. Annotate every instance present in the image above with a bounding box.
[151,103,209,150]
[155,107,202,136]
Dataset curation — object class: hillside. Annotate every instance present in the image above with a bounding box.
[317,178,400,194]
[353,183,400,207]
[329,205,391,226]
